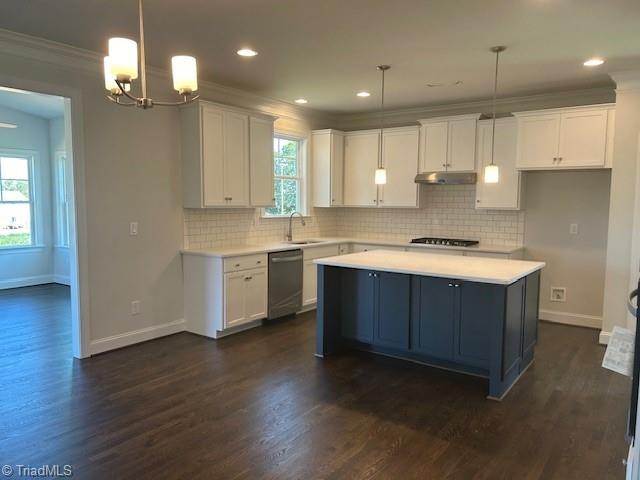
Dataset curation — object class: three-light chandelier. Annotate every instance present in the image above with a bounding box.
[103,0,199,108]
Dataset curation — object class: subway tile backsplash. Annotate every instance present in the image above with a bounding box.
[184,185,524,250]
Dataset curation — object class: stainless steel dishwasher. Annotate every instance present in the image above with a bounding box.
[268,249,303,319]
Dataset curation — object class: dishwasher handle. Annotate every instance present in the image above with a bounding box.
[271,255,303,263]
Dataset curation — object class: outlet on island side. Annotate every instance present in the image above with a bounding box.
[550,287,566,303]
[131,300,141,315]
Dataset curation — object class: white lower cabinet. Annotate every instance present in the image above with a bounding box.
[224,267,268,328]
[183,253,267,339]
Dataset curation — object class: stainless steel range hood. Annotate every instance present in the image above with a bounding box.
[414,172,477,185]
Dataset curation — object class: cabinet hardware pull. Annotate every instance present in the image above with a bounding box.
[235,263,240,267]
[442,164,447,167]
[558,157,562,162]
[454,283,460,288]
[256,261,262,264]
[368,273,373,277]
[448,283,454,287]
[244,276,252,281]
[477,199,481,203]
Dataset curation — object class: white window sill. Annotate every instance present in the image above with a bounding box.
[260,214,311,220]
[0,244,47,255]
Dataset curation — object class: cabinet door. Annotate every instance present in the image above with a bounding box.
[223,111,249,206]
[302,260,317,307]
[249,117,274,207]
[558,109,608,168]
[244,268,268,321]
[374,272,410,349]
[380,129,419,207]
[447,118,477,171]
[340,269,375,343]
[201,106,226,206]
[454,281,495,369]
[475,119,521,210]
[411,276,455,360]
[224,271,247,328]
[420,122,448,173]
[343,132,380,207]
[331,133,344,206]
[516,114,560,169]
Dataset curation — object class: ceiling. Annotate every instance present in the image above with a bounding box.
[1,0,639,114]
[0,88,65,119]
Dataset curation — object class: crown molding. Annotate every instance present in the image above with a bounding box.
[0,28,335,125]
[335,87,615,130]
[610,70,640,93]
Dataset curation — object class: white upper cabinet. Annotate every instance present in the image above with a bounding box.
[379,127,420,207]
[475,118,522,210]
[181,101,275,208]
[514,104,614,170]
[342,127,420,208]
[420,121,448,172]
[418,114,481,173]
[312,129,344,207]
[249,117,275,207]
[222,111,250,206]
[343,130,380,207]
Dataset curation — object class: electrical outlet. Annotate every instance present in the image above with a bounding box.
[569,223,579,235]
[129,222,138,236]
[550,287,566,303]
[130,300,141,315]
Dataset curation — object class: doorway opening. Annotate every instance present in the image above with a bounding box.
[0,85,80,358]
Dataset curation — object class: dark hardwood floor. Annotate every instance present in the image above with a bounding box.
[0,284,630,479]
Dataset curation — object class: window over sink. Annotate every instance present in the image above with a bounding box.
[263,134,306,217]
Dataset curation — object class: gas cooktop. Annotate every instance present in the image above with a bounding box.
[410,237,479,247]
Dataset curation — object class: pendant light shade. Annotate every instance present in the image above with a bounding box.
[375,168,387,185]
[484,164,500,183]
[374,65,390,186]
[108,37,138,82]
[171,55,198,94]
[484,46,506,185]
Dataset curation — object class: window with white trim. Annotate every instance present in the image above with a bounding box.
[54,152,70,247]
[264,135,304,217]
[0,154,34,247]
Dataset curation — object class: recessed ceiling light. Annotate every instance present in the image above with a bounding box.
[294,98,308,104]
[583,57,605,67]
[237,48,258,57]
[356,91,371,97]
[0,122,17,129]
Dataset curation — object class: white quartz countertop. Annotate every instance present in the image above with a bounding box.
[181,237,524,258]
[314,250,545,285]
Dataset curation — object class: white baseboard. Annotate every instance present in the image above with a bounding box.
[599,331,611,345]
[89,318,185,355]
[539,309,602,329]
[53,274,70,286]
[0,274,54,290]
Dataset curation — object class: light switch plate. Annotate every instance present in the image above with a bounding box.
[569,224,579,235]
[129,222,138,236]
[131,300,141,315]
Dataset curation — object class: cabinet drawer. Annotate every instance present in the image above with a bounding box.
[224,253,267,273]
[303,244,340,260]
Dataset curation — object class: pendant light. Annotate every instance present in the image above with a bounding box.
[104,0,199,109]
[484,46,506,184]
[374,65,390,185]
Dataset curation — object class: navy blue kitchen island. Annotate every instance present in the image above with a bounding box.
[314,250,545,400]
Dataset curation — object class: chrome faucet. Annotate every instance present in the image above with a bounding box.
[286,211,306,242]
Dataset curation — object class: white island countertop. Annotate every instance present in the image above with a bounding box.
[314,250,545,285]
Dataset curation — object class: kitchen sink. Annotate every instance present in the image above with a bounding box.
[285,239,326,245]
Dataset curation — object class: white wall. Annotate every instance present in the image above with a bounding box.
[0,105,53,288]
[523,170,611,328]
[602,72,640,343]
